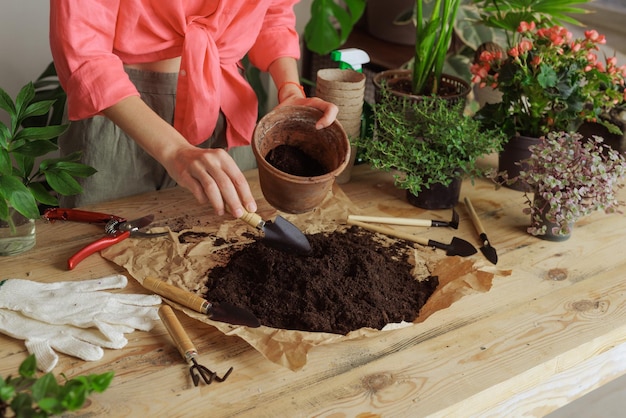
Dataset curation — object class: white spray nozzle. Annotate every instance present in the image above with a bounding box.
[331,48,371,72]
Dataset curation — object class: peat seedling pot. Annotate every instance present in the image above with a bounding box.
[252,106,350,213]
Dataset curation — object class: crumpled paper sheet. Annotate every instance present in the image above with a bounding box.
[102,184,507,371]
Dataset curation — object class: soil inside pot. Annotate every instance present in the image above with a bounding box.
[266,144,327,177]
[204,226,439,335]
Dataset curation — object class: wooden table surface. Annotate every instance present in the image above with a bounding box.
[2,163,625,417]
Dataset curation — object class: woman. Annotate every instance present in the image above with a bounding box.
[49,1,338,218]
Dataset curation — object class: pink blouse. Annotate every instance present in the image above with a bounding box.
[49,0,301,147]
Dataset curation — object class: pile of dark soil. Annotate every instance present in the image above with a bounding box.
[204,226,438,335]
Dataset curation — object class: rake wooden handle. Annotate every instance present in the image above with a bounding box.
[239,210,265,229]
[347,219,429,246]
[143,277,208,314]
[464,197,486,235]
[347,214,433,227]
[158,305,197,362]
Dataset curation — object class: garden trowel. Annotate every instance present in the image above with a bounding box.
[464,197,498,264]
[347,219,477,257]
[239,210,312,255]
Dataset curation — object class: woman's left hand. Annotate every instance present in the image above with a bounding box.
[278,95,339,130]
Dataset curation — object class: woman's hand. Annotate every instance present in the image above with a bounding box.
[277,95,339,130]
[160,145,257,218]
[104,96,257,218]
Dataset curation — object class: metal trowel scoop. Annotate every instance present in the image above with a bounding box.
[239,210,312,255]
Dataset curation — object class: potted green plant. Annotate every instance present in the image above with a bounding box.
[498,131,626,240]
[372,0,471,102]
[0,354,113,417]
[471,23,626,188]
[0,82,96,256]
[354,88,506,209]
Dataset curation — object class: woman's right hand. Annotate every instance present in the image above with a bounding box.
[161,145,257,218]
[104,96,257,218]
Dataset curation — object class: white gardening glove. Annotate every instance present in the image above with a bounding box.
[0,308,130,372]
[0,275,161,341]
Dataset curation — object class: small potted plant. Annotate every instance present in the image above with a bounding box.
[503,131,626,241]
[354,88,506,209]
[471,21,626,188]
[0,82,96,255]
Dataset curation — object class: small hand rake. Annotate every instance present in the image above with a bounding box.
[158,305,233,387]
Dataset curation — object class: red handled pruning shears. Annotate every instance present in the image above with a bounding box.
[43,208,167,270]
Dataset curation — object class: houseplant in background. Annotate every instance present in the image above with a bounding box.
[0,82,96,256]
[471,22,626,189]
[499,131,626,241]
[354,87,506,209]
[373,0,471,104]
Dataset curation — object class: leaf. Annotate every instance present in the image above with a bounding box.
[30,182,58,206]
[12,137,59,159]
[88,371,114,392]
[304,0,366,55]
[0,175,40,219]
[0,87,16,119]
[22,99,56,120]
[12,125,69,144]
[0,148,11,176]
[44,169,84,196]
[42,159,97,178]
[32,373,60,401]
[19,354,38,378]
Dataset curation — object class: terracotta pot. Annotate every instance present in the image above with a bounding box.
[405,177,463,210]
[252,106,350,213]
[498,135,541,192]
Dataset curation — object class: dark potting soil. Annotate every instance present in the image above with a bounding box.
[265,144,327,177]
[204,226,439,335]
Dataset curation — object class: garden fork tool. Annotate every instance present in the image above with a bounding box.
[158,305,233,387]
[43,208,168,270]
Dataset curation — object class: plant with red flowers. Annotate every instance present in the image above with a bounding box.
[471,22,626,138]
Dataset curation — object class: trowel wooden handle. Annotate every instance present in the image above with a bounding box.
[347,219,429,246]
[464,197,486,235]
[239,210,265,229]
[143,277,208,314]
[158,305,197,362]
[348,214,432,227]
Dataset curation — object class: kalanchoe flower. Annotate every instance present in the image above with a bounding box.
[471,24,626,138]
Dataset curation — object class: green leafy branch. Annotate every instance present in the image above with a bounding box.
[0,82,96,221]
[0,355,113,417]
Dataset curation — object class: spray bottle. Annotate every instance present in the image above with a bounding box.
[330,48,371,72]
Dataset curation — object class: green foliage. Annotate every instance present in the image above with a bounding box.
[304,0,366,55]
[413,0,462,95]
[472,24,626,138]
[0,82,96,221]
[355,86,506,194]
[472,0,590,48]
[0,355,113,417]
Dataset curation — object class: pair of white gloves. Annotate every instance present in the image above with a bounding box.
[0,274,161,372]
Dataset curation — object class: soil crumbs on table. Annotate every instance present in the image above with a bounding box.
[205,226,439,335]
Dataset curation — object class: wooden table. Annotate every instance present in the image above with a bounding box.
[2,163,625,417]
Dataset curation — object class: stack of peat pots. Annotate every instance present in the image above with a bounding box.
[315,68,366,183]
